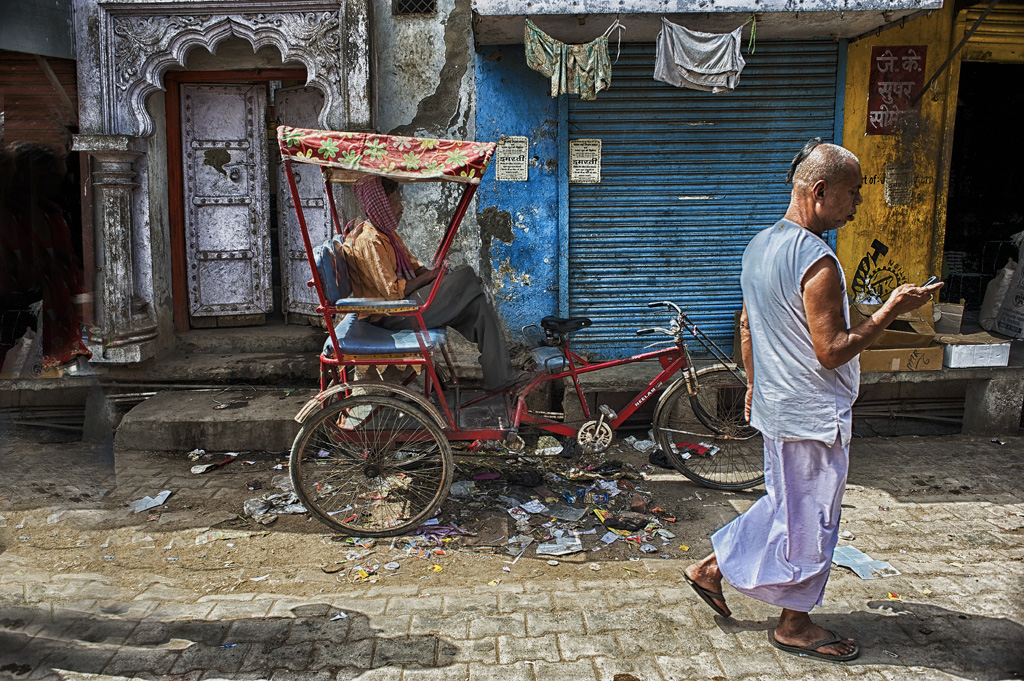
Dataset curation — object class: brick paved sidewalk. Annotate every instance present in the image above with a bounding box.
[1,435,1023,680]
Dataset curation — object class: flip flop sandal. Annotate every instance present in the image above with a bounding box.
[768,629,860,662]
[683,572,730,618]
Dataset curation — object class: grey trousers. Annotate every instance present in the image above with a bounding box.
[374,266,513,389]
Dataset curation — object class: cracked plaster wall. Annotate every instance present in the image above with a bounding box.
[372,0,485,292]
[475,45,560,335]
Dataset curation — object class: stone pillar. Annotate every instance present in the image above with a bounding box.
[74,134,158,363]
[962,372,1024,436]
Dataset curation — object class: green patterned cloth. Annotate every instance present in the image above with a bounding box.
[524,19,611,101]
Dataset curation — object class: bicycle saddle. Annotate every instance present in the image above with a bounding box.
[540,316,592,333]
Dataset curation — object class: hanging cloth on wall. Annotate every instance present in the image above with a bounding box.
[524,18,615,100]
[654,18,747,93]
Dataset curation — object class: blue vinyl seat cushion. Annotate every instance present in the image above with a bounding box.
[324,313,447,358]
[313,236,445,358]
[313,242,344,304]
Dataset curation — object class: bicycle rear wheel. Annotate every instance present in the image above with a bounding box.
[652,366,764,490]
[290,395,453,537]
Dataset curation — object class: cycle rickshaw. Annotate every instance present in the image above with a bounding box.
[278,126,764,537]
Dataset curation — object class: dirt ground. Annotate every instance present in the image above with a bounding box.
[0,426,758,597]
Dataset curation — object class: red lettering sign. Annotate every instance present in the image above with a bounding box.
[866,46,927,136]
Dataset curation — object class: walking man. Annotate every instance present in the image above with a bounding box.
[683,139,941,662]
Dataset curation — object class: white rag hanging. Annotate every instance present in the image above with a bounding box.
[654,18,746,93]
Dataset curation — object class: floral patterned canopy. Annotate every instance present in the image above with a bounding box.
[277,126,497,185]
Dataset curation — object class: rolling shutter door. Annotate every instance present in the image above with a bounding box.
[567,40,838,358]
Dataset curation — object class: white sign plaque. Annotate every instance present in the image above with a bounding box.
[495,136,529,182]
[569,139,602,184]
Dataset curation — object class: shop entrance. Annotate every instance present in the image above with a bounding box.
[941,61,1024,314]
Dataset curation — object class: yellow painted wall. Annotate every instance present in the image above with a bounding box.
[837,5,961,302]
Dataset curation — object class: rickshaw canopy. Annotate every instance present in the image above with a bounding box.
[277,126,497,185]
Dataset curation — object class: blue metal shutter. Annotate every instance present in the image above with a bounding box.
[567,40,838,358]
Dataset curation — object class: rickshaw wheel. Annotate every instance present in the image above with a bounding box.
[290,395,453,537]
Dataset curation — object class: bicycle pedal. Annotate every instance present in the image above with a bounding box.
[599,404,618,420]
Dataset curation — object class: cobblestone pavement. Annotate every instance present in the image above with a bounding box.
[0,434,1022,680]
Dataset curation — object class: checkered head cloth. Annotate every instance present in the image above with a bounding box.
[353,176,416,280]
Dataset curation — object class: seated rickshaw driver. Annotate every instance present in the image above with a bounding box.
[343,176,521,391]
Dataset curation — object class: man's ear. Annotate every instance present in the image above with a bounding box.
[811,179,828,203]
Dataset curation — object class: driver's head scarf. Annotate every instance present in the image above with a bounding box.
[353,176,416,281]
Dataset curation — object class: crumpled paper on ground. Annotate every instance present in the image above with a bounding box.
[832,544,900,579]
[243,492,307,522]
[128,490,172,514]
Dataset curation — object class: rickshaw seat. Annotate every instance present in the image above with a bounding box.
[540,316,592,333]
[313,239,419,311]
[323,316,446,358]
[313,237,446,359]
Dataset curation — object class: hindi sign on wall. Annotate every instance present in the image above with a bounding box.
[884,164,915,206]
[495,136,529,182]
[866,46,927,135]
[569,139,601,184]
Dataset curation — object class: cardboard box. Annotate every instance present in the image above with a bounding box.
[936,331,1011,368]
[860,345,943,373]
[934,302,964,335]
[850,301,935,348]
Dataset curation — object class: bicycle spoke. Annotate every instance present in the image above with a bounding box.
[290,395,452,537]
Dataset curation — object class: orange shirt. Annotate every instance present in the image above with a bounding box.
[343,219,423,303]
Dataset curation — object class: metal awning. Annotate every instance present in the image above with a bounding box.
[472,0,945,44]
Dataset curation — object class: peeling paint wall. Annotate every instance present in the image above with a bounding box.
[475,45,560,335]
[371,0,483,278]
[837,6,958,301]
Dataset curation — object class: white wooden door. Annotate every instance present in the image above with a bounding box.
[274,87,330,319]
[181,83,272,320]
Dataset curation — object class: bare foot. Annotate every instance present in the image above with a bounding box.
[683,554,731,617]
[773,609,857,659]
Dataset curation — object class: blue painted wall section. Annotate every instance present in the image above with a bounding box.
[475,46,560,337]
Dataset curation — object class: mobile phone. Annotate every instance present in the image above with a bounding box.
[923,275,941,287]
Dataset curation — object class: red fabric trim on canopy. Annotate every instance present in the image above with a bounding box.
[277,126,497,184]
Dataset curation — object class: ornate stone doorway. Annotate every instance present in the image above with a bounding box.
[72,0,371,360]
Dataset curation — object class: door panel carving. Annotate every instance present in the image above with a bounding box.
[181,83,271,319]
[275,86,330,319]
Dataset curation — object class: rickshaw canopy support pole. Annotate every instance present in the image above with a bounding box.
[420,183,478,312]
[323,167,344,236]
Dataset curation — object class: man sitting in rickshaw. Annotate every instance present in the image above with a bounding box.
[343,176,519,391]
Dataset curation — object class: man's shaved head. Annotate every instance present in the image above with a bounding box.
[786,138,860,192]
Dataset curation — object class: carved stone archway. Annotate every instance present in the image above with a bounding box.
[74,0,372,362]
[96,1,371,136]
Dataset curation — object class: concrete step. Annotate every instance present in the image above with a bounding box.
[114,388,319,452]
[94,351,320,385]
[174,319,324,354]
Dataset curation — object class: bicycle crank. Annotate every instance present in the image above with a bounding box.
[576,419,614,454]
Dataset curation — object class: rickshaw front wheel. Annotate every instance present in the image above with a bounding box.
[289,395,453,537]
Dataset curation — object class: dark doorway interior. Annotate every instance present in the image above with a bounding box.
[941,62,1024,311]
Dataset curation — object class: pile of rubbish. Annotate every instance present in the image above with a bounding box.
[423,434,687,562]
[210,433,689,564]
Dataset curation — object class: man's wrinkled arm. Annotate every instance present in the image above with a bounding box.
[740,303,754,421]
[803,257,940,370]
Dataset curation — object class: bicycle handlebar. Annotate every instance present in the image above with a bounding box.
[647,300,683,316]
[636,328,657,336]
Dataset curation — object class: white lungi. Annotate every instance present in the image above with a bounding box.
[711,435,849,612]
